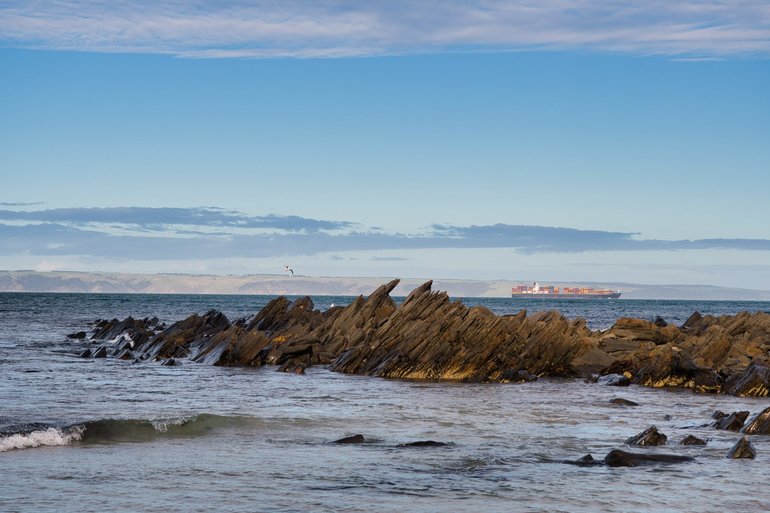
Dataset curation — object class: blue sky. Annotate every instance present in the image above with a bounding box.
[1,1,769,288]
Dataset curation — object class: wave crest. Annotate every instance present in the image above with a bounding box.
[0,426,84,452]
[1,414,258,451]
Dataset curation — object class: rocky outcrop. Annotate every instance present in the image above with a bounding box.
[713,411,749,431]
[625,426,667,446]
[74,279,770,396]
[727,437,756,459]
[742,407,770,435]
[680,435,706,445]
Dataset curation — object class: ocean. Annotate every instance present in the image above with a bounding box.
[2,292,770,512]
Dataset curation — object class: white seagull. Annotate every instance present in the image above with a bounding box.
[283,265,294,276]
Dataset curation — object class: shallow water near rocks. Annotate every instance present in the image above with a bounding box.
[2,293,770,512]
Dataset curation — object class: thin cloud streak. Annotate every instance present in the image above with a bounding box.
[2,207,770,260]
[1,1,768,58]
[0,207,353,232]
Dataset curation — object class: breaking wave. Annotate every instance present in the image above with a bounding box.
[0,426,85,452]
[0,414,258,452]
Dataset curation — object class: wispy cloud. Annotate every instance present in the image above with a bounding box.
[0,207,352,233]
[0,201,44,207]
[1,206,770,260]
[1,1,768,58]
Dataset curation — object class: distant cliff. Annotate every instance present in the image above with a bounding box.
[1,270,769,300]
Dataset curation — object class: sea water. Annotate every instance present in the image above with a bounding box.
[2,293,770,512]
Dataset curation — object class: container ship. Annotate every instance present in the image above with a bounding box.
[512,282,621,299]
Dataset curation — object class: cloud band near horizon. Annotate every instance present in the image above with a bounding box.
[1,206,769,260]
[1,1,769,58]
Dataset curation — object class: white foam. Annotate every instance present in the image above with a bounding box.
[151,417,188,433]
[0,426,84,452]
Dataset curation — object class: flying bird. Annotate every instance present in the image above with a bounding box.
[283,265,294,276]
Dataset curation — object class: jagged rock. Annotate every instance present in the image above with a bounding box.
[713,411,749,431]
[610,398,639,406]
[654,316,668,327]
[625,426,667,446]
[604,449,694,467]
[92,316,153,342]
[114,349,133,360]
[742,407,770,435]
[79,348,92,358]
[138,310,230,360]
[680,435,706,445]
[92,346,107,358]
[727,436,756,459]
[161,358,177,366]
[682,311,703,330]
[68,280,770,397]
[333,434,365,444]
[723,363,770,397]
[67,331,87,339]
[597,374,631,387]
[713,410,727,419]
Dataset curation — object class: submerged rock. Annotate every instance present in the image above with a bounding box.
[333,434,366,444]
[400,441,449,447]
[500,369,538,383]
[67,331,87,339]
[625,426,667,446]
[610,398,639,406]
[727,436,756,459]
[562,454,602,467]
[598,374,631,387]
[680,435,707,446]
[604,449,694,467]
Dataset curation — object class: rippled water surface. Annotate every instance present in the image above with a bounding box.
[2,293,770,512]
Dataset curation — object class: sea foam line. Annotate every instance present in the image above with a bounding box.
[0,426,84,452]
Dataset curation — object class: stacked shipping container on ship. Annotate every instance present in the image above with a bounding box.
[511,282,621,299]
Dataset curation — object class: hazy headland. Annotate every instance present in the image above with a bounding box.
[2,270,769,300]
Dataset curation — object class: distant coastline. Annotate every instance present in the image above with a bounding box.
[1,270,770,300]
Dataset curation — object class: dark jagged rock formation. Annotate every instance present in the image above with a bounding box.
[727,437,756,459]
[743,407,770,435]
[680,435,707,445]
[713,411,749,431]
[625,426,667,446]
[76,279,770,396]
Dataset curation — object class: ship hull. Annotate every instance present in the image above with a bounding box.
[511,292,621,299]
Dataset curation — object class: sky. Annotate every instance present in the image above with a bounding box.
[1,1,769,289]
